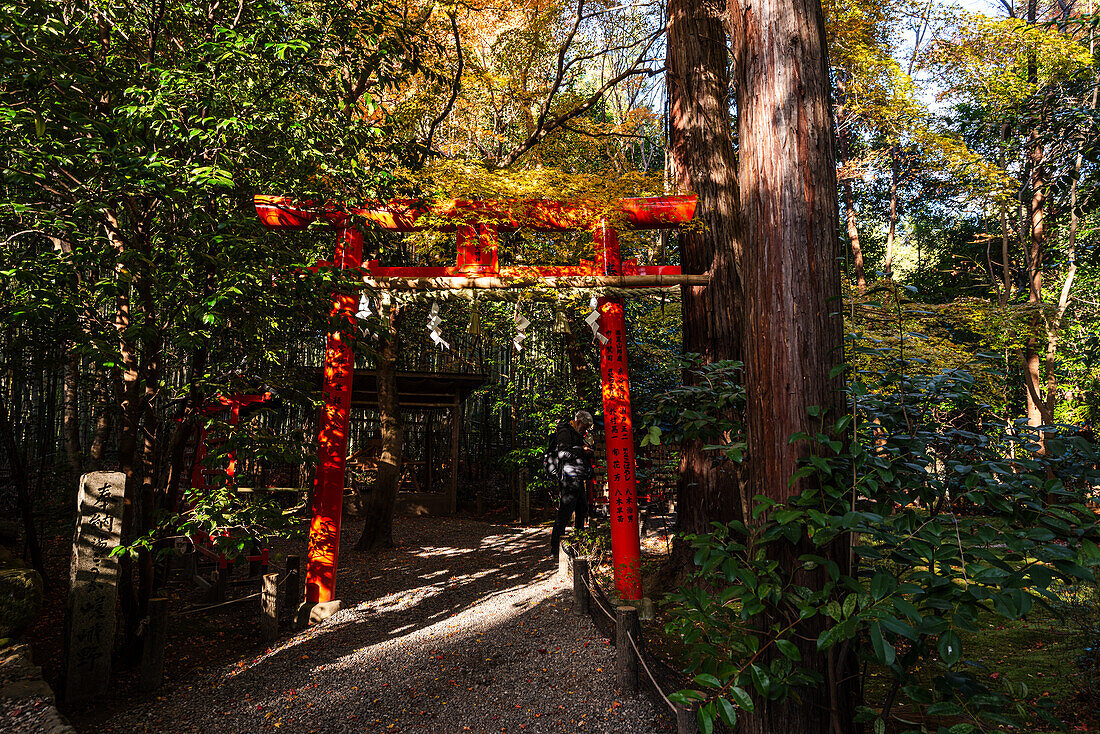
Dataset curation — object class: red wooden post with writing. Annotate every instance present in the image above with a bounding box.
[594,220,642,601]
[306,223,363,604]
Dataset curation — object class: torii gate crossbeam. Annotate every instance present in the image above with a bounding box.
[255,194,697,607]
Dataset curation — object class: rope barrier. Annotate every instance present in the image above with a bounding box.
[627,630,675,711]
[586,579,615,622]
[573,556,682,716]
[182,591,262,615]
[182,570,290,615]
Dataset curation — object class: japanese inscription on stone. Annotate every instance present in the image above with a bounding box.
[61,471,125,708]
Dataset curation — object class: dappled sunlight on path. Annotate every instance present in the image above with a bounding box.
[99,518,671,733]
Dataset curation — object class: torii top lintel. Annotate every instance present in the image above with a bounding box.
[254,194,697,233]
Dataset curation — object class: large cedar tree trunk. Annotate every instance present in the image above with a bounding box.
[357,310,405,551]
[730,0,859,729]
[665,0,744,582]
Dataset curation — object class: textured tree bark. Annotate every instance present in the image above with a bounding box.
[665,0,744,584]
[357,309,405,551]
[730,0,858,728]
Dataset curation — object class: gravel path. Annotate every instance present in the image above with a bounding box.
[97,517,673,734]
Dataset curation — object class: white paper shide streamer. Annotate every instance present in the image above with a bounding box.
[586,296,608,345]
[513,305,530,351]
[427,301,450,350]
[356,294,373,337]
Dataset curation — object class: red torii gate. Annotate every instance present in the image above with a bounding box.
[255,194,697,606]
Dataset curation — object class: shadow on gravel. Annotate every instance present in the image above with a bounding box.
[225,518,560,685]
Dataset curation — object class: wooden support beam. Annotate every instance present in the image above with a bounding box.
[209,559,228,603]
[573,557,590,615]
[260,572,280,644]
[139,597,168,692]
[361,274,709,291]
[615,605,640,694]
[285,555,301,611]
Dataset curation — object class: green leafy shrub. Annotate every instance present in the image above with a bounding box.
[665,366,1100,733]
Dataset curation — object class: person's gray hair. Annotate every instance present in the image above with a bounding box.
[574,410,594,430]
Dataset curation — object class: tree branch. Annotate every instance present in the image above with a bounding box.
[423,12,463,155]
[497,27,662,167]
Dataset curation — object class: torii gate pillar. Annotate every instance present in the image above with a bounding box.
[595,221,643,601]
[306,223,362,604]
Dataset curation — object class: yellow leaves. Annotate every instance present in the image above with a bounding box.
[411,159,661,206]
[825,0,899,71]
[908,126,1016,204]
[926,13,1094,108]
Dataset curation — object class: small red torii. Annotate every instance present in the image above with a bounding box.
[255,193,697,607]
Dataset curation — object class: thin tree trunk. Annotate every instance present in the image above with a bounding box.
[62,345,83,475]
[1039,19,1095,426]
[885,147,898,276]
[1023,129,1047,432]
[89,369,116,467]
[106,212,147,659]
[1022,0,1049,444]
[998,206,1012,306]
[664,0,744,586]
[0,394,45,579]
[997,123,1014,306]
[842,179,865,292]
[164,346,208,515]
[834,79,866,293]
[135,236,163,618]
[730,0,858,728]
[357,309,405,551]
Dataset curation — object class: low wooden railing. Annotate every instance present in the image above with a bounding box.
[559,542,703,734]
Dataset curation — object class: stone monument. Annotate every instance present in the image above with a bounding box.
[60,471,125,708]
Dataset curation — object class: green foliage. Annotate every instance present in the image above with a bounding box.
[666,355,1100,732]
[639,357,744,461]
[0,0,429,561]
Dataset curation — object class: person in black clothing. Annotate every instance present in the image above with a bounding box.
[549,410,595,560]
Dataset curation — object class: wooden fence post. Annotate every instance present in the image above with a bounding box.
[285,554,301,612]
[210,559,228,603]
[676,704,700,734]
[183,548,197,584]
[260,572,280,643]
[139,597,168,692]
[615,605,639,694]
[573,557,589,614]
